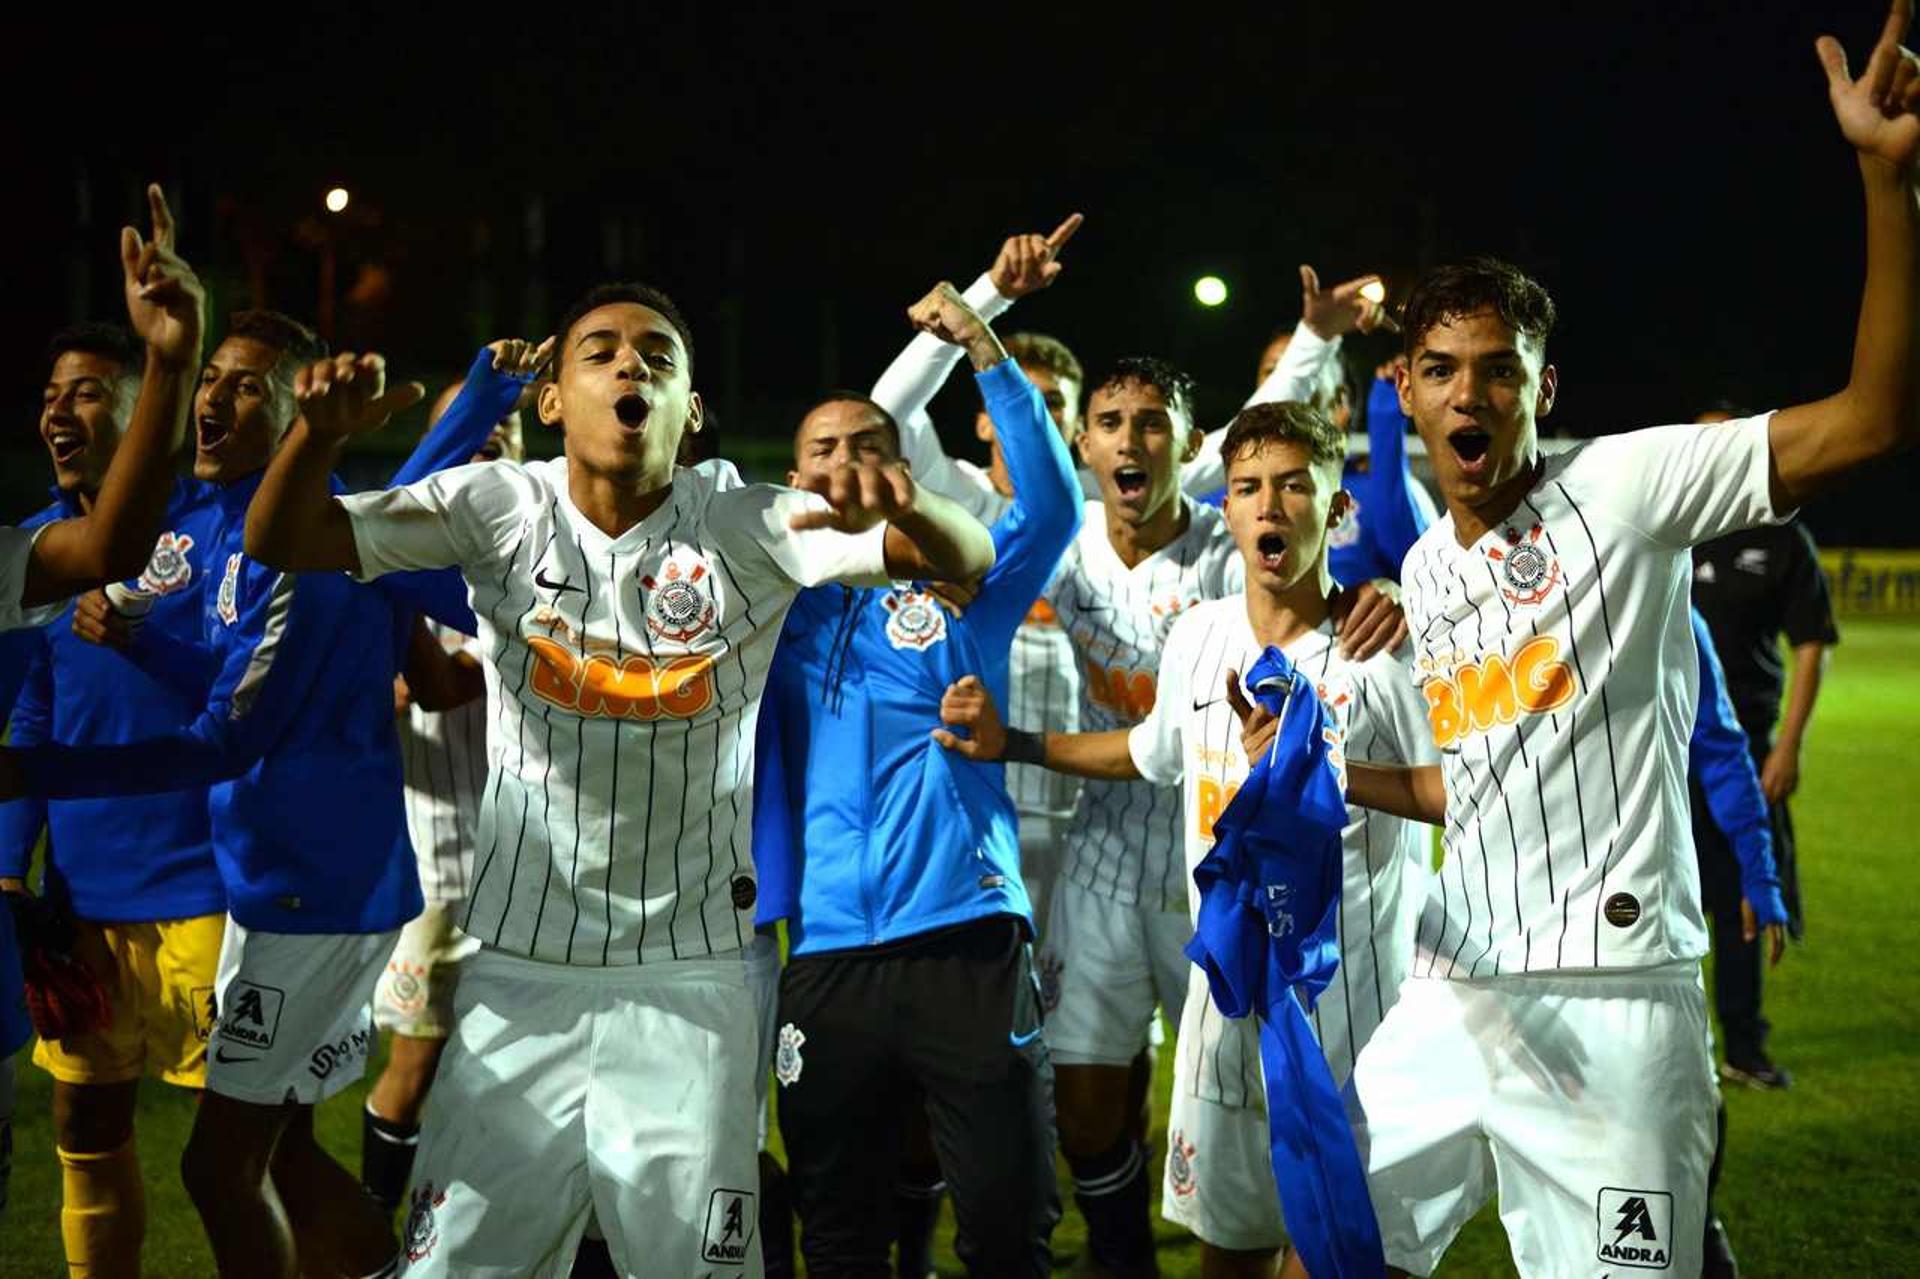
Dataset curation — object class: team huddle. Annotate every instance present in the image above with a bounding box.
[0,7,1915,1278]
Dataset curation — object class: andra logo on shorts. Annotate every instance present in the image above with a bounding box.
[216,981,286,1050]
[1596,1187,1673,1270]
[702,1188,757,1266]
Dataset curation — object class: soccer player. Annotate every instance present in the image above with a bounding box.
[1689,408,1839,1091]
[361,364,535,1215]
[0,182,202,1231]
[241,281,996,1275]
[0,321,226,1279]
[0,307,509,1278]
[936,401,1437,1279]
[761,281,1078,1276]
[1338,11,1920,1271]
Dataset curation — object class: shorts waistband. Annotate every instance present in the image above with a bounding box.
[466,945,749,989]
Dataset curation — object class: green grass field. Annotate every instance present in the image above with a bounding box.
[3,619,1916,1276]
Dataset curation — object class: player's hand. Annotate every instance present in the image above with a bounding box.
[1759,741,1801,804]
[789,461,916,533]
[1818,0,1920,175]
[71,590,137,651]
[1225,670,1280,762]
[1333,579,1408,661]
[908,282,994,349]
[121,184,206,371]
[931,675,1007,760]
[987,213,1084,299]
[488,336,555,381]
[1300,265,1395,341]
[1741,898,1789,967]
[293,353,427,443]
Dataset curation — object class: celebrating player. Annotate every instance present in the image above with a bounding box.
[761,280,1079,1276]
[242,281,996,1274]
[938,401,1437,1278]
[1339,8,1920,1272]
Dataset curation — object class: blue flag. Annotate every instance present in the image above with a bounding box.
[1184,645,1385,1279]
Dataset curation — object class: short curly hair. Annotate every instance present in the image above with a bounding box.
[1401,256,1557,356]
[1220,401,1345,474]
[1089,356,1196,428]
[553,282,695,375]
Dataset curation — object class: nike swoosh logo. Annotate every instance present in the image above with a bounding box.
[535,568,584,595]
[1009,1026,1044,1048]
[1192,696,1225,712]
[213,1047,259,1064]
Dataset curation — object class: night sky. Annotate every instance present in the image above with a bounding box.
[6,2,1914,544]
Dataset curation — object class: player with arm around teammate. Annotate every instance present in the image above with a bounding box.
[242,280,996,1277]
[1337,10,1920,1272]
[939,401,1437,1279]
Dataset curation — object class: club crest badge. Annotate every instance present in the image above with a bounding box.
[138,530,195,595]
[1486,523,1561,606]
[216,553,243,625]
[1168,1130,1198,1198]
[404,1182,449,1262]
[774,1023,806,1087]
[640,558,717,643]
[1037,950,1064,1014]
[882,588,947,651]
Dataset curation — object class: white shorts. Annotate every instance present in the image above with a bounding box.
[745,929,781,1150]
[207,919,398,1107]
[1039,879,1191,1066]
[400,948,762,1277]
[1016,812,1067,947]
[1348,965,1716,1278]
[1161,968,1284,1251]
[374,904,480,1039]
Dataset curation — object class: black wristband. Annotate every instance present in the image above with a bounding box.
[1002,728,1045,767]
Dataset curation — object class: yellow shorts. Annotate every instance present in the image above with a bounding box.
[32,912,225,1089]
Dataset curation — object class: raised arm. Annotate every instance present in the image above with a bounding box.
[23,186,204,606]
[1768,2,1920,507]
[931,675,1141,780]
[786,457,997,584]
[870,216,1081,497]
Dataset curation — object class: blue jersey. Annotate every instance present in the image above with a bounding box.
[757,360,1079,955]
[0,479,226,921]
[1327,378,1432,586]
[1690,608,1786,922]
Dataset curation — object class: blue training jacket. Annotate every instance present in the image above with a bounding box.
[0,478,226,921]
[757,359,1080,956]
[1690,607,1787,923]
[9,352,520,934]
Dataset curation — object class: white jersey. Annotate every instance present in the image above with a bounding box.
[1047,500,1243,910]
[400,622,492,906]
[342,457,888,967]
[1129,598,1436,1096]
[1400,414,1781,978]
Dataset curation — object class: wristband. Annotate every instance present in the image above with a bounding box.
[1003,728,1045,767]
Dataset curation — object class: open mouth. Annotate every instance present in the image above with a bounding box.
[1449,428,1492,466]
[1113,466,1148,498]
[614,394,649,429]
[47,429,85,466]
[197,415,233,453]
[1255,531,1288,571]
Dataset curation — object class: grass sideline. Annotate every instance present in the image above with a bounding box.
[3,618,1916,1276]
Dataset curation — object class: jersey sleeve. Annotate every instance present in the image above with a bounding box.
[965,362,1081,645]
[1778,523,1840,648]
[1566,415,1782,549]
[1356,377,1431,579]
[341,461,533,581]
[15,564,353,799]
[0,634,53,878]
[388,350,531,487]
[710,487,892,591]
[1128,613,1196,785]
[1688,611,1784,919]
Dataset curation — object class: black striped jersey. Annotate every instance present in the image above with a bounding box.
[1046,500,1244,910]
[399,622,491,908]
[341,458,890,966]
[1129,598,1435,1097]
[1400,414,1782,977]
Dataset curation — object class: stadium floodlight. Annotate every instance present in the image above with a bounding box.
[1194,275,1229,307]
[325,187,351,214]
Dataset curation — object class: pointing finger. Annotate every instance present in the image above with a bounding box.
[120,226,143,277]
[367,382,427,419]
[1816,34,1853,89]
[1044,212,1084,252]
[530,336,556,375]
[1224,670,1255,724]
[1298,264,1322,299]
[147,183,176,253]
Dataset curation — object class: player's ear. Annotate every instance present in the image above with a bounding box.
[1179,420,1205,464]
[1536,364,1558,421]
[1327,487,1353,530]
[684,391,705,436]
[537,379,565,430]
